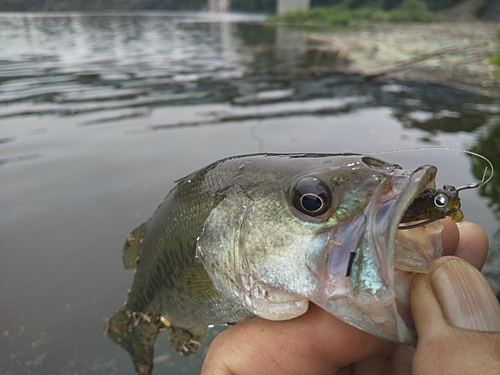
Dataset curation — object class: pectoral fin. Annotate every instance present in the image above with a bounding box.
[123,224,146,269]
[176,264,224,300]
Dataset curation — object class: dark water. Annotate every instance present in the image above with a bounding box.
[1,11,500,375]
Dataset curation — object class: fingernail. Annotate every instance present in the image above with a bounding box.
[431,258,500,331]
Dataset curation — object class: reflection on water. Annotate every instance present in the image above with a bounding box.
[469,117,500,293]
[1,12,500,375]
[473,123,500,218]
[0,13,255,119]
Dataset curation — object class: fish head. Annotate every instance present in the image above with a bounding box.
[197,154,442,345]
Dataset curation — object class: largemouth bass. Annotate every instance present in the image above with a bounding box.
[106,153,461,375]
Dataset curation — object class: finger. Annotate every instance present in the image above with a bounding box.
[388,221,489,374]
[430,256,500,332]
[441,219,489,270]
[411,257,500,375]
[454,221,489,270]
[387,345,414,375]
[201,304,394,375]
[389,217,460,375]
[350,356,394,375]
[441,217,459,256]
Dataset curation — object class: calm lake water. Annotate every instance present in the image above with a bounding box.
[1,11,500,375]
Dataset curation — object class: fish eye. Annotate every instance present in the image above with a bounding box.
[291,177,332,217]
[434,193,448,208]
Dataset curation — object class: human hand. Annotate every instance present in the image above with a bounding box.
[201,219,500,375]
[411,221,500,375]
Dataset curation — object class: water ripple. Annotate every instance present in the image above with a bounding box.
[0,12,260,119]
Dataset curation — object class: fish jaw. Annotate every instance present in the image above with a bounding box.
[313,165,441,345]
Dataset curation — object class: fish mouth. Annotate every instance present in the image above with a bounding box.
[388,165,443,340]
[359,164,443,342]
[315,165,442,346]
[364,164,443,344]
[389,165,441,274]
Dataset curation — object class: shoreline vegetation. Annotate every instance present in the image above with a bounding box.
[491,29,500,72]
[267,0,440,24]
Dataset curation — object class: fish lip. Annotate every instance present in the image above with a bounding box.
[350,164,438,299]
[386,165,439,273]
[392,165,438,233]
[362,164,439,278]
[387,165,441,343]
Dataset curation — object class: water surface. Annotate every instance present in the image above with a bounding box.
[1,12,500,375]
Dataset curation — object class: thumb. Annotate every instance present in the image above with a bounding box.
[411,257,500,375]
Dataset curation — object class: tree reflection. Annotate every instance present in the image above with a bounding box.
[468,117,500,301]
[470,117,500,219]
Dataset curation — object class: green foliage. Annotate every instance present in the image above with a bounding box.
[386,0,440,21]
[269,0,440,24]
[490,30,500,74]
[491,55,500,66]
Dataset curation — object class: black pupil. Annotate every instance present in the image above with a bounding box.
[292,177,332,217]
[301,194,323,212]
[434,193,448,208]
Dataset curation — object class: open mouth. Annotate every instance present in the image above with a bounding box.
[373,165,445,342]
[388,165,445,335]
[391,165,442,273]
[316,164,445,346]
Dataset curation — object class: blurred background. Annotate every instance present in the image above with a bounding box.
[1,1,499,374]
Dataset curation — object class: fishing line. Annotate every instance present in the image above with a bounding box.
[368,147,494,231]
[369,147,494,188]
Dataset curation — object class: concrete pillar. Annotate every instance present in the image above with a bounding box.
[208,0,230,12]
[277,0,311,15]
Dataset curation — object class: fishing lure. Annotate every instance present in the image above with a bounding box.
[396,149,494,230]
[398,184,465,230]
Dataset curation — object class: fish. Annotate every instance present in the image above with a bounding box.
[105,153,461,375]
